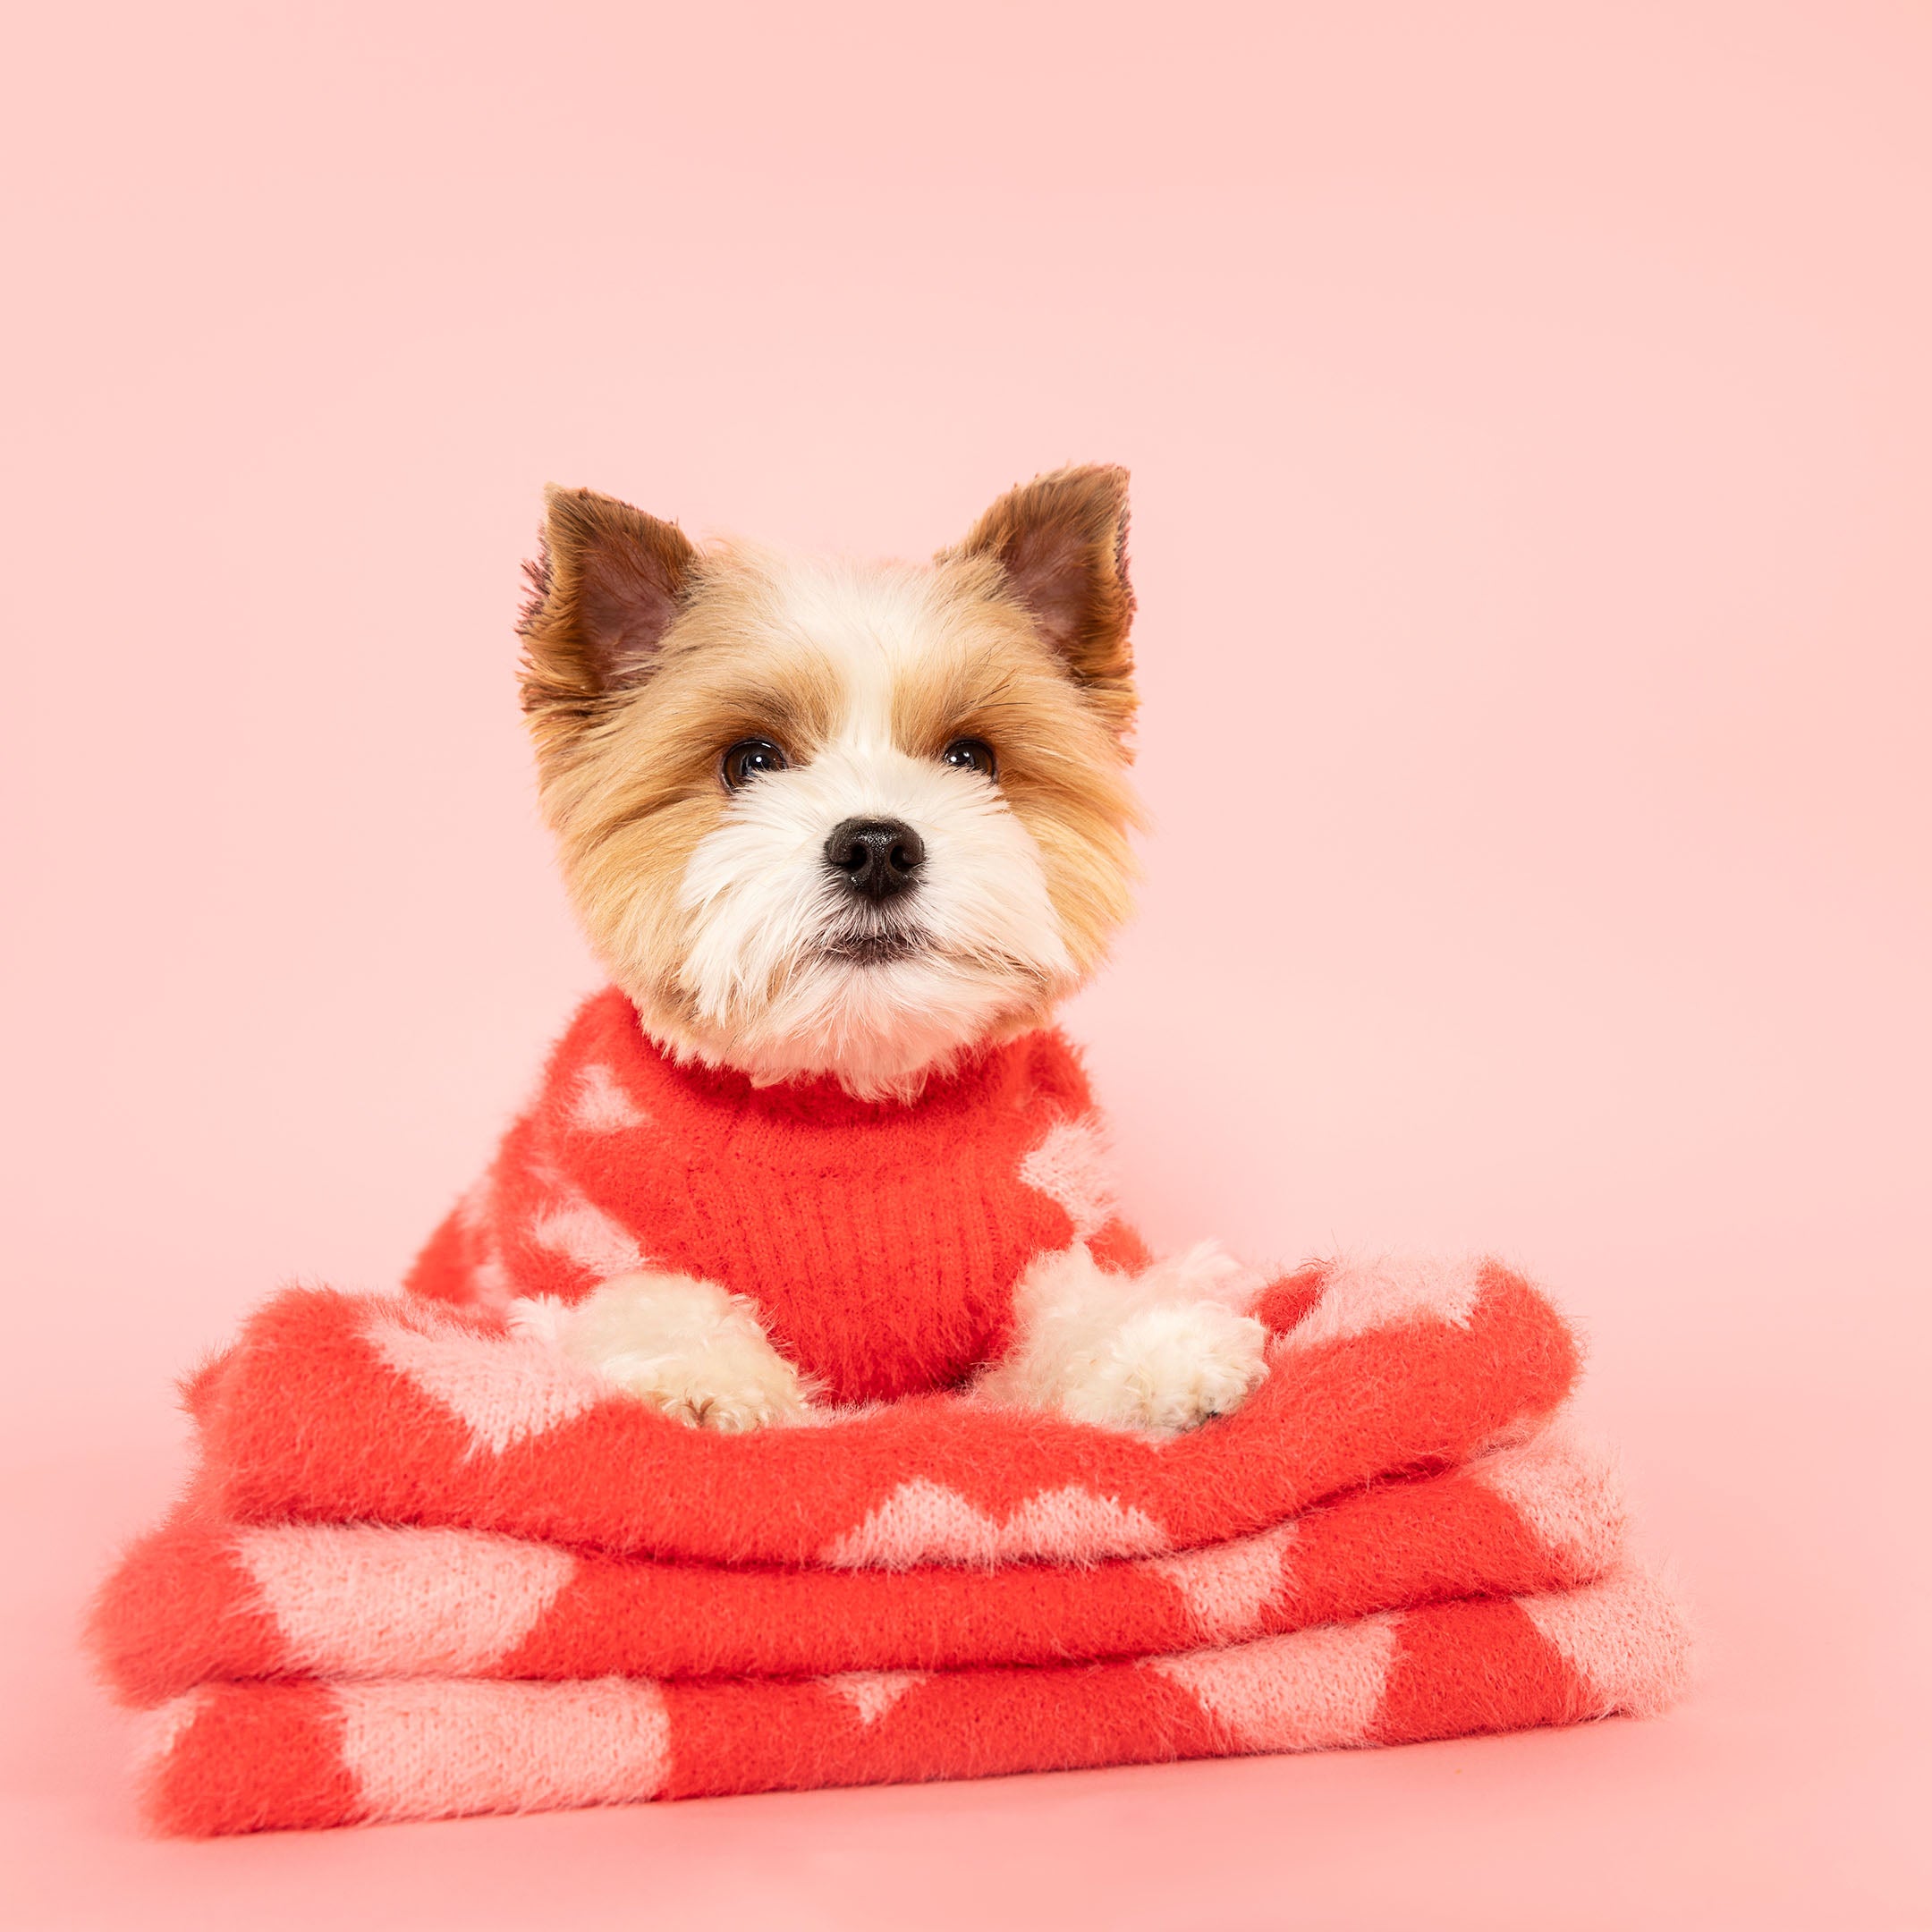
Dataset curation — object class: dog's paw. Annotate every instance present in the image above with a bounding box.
[615,1360,814,1433]
[1057,1301,1267,1432]
[547,1271,816,1431]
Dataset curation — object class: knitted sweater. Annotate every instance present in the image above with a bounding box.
[406,988,1152,1405]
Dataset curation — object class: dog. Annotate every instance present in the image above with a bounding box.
[406,466,1267,1432]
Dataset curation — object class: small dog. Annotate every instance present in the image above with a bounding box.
[411,466,1267,1431]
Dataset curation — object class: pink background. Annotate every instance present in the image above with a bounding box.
[5,3,1928,1925]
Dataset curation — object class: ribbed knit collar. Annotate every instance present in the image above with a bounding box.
[623,1006,1052,1139]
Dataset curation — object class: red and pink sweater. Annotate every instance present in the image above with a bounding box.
[407,987,1152,1404]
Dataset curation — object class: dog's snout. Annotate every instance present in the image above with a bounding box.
[825,818,925,901]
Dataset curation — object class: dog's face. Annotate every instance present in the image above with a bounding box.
[518,467,1143,1098]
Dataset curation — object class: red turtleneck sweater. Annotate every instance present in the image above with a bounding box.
[406,987,1150,1404]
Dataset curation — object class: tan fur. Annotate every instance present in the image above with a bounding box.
[519,487,699,753]
[947,464,1138,742]
[516,472,1145,1093]
[532,566,849,1043]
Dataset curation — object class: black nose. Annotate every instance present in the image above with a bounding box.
[825,818,925,901]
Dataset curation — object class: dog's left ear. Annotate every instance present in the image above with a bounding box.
[951,464,1137,735]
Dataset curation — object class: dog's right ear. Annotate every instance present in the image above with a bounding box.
[518,487,698,725]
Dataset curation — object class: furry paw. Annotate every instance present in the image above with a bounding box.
[537,1272,816,1431]
[975,1239,1270,1432]
[1056,1301,1267,1432]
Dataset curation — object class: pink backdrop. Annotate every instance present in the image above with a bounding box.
[5,3,1928,1925]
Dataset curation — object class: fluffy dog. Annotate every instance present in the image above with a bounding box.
[410,466,1267,1431]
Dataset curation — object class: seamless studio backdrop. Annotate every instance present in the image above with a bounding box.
[3,4,1928,1928]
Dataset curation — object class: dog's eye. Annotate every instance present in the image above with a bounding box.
[721,739,789,789]
[941,738,996,779]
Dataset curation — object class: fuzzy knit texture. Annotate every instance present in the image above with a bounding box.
[93,1256,1689,1835]
[91,990,1690,1835]
[169,1255,1578,1568]
[94,1427,1629,1703]
[404,986,1154,1403]
[125,1567,1686,1837]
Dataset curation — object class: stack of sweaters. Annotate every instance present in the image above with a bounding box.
[90,1256,1689,1835]
[89,995,1689,1835]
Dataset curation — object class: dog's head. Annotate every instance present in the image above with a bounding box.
[518,466,1144,1099]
